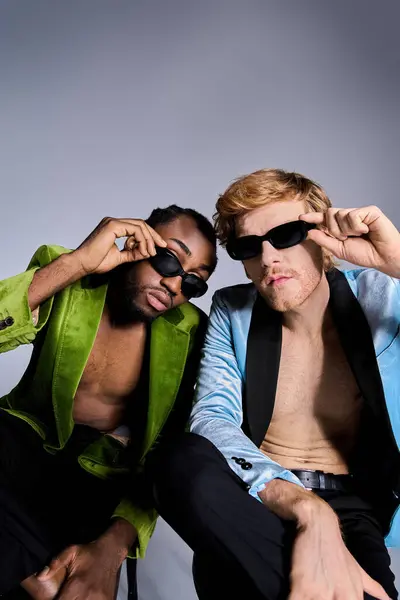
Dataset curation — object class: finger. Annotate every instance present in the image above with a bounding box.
[104,219,150,257]
[344,209,370,236]
[142,222,168,250]
[326,208,348,241]
[138,222,157,257]
[124,236,135,251]
[120,224,149,258]
[299,212,325,225]
[119,248,149,265]
[350,205,383,230]
[287,591,308,600]
[335,208,354,236]
[361,568,391,600]
[121,221,159,257]
[124,235,149,258]
[120,218,167,250]
[307,228,345,258]
[37,546,77,581]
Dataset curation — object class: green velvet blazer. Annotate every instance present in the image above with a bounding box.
[0,244,207,558]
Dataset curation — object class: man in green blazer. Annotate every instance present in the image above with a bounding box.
[0,205,216,599]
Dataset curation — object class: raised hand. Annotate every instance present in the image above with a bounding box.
[300,206,400,278]
[73,217,167,275]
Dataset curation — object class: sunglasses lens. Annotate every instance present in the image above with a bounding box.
[268,221,307,249]
[151,248,207,299]
[150,249,180,276]
[182,274,208,299]
[227,236,262,261]
[227,221,316,260]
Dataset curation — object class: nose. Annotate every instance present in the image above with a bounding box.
[160,275,181,297]
[260,240,281,267]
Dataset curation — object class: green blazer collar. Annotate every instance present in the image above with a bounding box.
[47,277,108,450]
[48,277,199,454]
[141,301,200,457]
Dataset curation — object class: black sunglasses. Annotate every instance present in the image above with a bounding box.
[149,247,208,299]
[226,220,317,261]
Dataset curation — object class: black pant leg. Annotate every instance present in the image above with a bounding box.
[0,411,124,594]
[154,433,396,600]
[153,432,297,600]
[328,491,398,600]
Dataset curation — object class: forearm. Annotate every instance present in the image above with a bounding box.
[258,478,339,529]
[28,252,85,311]
[98,518,138,564]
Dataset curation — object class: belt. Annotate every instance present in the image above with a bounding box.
[291,469,353,492]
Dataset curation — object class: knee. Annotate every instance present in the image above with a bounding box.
[152,433,224,508]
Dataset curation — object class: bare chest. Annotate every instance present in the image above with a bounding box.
[73,315,147,430]
[274,329,362,428]
[78,321,146,398]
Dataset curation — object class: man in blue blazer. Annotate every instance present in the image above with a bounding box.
[154,169,400,600]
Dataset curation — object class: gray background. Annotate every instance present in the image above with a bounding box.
[0,1,399,598]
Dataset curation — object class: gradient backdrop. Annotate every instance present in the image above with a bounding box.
[1,1,399,598]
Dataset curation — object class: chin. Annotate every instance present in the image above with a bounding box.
[260,286,309,313]
[258,273,322,313]
[110,300,156,325]
[262,294,302,312]
[130,303,158,323]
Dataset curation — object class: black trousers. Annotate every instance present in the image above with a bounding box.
[0,411,137,598]
[153,433,398,600]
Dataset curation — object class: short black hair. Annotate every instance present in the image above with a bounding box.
[146,204,217,272]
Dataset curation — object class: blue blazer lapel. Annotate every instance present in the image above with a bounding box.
[245,294,282,448]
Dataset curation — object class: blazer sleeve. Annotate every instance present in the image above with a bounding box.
[0,245,70,353]
[190,290,304,501]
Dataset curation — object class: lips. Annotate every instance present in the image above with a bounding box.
[146,290,171,311]
[265,275,292,285]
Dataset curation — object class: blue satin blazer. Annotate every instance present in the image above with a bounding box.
[190,268,400,547]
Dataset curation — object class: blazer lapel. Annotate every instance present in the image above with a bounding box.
[327,269,388,420]
[47,276,108,450]
[140,314,190,460]
[327,268,400,487]
[245,293,282,448]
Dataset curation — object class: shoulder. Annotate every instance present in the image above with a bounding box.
[162,301,207,335]
[340,267,399,304]
[213,282,257,312]
[27,244,72,269]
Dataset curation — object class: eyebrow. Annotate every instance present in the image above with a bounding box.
[170,237,191,256]
[169,237,213,274]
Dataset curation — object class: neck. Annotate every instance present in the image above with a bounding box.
[105,275,150,329]
[282,272,330,336]
[103,301,148,332]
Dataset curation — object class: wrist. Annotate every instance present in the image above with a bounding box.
[62,251,87,281]
[98,519,138,562]
[294,495,339,531]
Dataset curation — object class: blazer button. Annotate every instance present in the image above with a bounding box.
[5,316,14,327]
[242,462,253,470]
[231,457,246,465]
